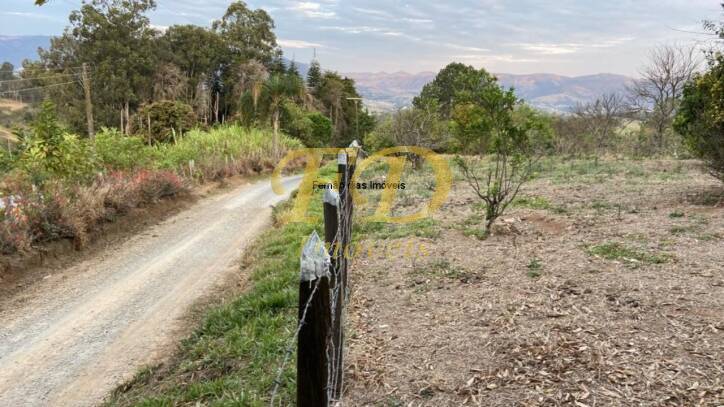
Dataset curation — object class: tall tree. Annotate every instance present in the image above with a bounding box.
[212,1,279,67]
[235,59,269,120]
[211,1,280,121]
[158,25,224,103]
[38,0,159,134]
[316,72,373,146]
[262,73,303,157]
[306,59,322,93]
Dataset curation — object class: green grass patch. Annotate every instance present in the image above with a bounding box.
[526,258,542,278]
[669,225,694,235]
[513,196,552,210]
[586,241,670,265]
[513,195,569,214]
[412,258,469,281]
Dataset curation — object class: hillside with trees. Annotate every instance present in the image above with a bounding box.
[0,0,373,254]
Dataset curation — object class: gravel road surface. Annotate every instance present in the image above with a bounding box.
[0,175,301,406]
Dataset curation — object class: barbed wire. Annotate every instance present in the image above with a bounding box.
[269,149,357,406]
[269,275,323,406]
[326,156,354,404]
[269,222,343,406]
[12,65,86,74]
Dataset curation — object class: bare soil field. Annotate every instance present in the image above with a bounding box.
[344,158,723,406]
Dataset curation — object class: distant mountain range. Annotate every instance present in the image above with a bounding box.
[346,71,635,114]
[1,35,635,114]
[0,35,51,68]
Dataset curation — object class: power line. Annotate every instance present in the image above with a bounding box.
[11,66,85,74]
[0,73,81,85]
[0,81,78,96]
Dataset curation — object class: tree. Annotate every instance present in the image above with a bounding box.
[420,63,550,233]
[212,1,279,67]
[287,60,300,78]
[306,59,322,92]
[414,62,499,119]
[370,102,449,168]
[130,100,196,143]
[572,93,628,153]
[280,100,332,147]
[158,24,224,103]
[153,64,188,101]
[0,62,14,81]
[38,0,159,134]
[315,72,373,146]
[674,8,724,182]
[628,45,699,152]
[235,60,269,120]
[262,73,303,157]
[454,108,548,234]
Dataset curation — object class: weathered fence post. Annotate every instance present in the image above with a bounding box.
[297,231,331,407]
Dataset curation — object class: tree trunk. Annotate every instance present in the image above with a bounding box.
[273,109,280,159]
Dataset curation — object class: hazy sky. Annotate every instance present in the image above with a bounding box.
[1,0,721,76]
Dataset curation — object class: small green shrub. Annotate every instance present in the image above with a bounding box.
[674,55,724,182]
[587,241,669,264]
[16,100,96,183]
[95,128,152,171]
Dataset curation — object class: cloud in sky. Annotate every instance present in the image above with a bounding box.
[0,0,719,76]
[278,39,326,48]
[289,2,336,19]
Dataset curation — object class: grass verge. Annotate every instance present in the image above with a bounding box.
[105,192,323,406]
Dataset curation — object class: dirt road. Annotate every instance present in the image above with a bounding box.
[0,175,301,406]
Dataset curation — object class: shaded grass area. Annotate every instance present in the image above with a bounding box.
[105,194,324,406]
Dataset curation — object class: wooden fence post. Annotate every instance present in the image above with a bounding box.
[297,231,331,407]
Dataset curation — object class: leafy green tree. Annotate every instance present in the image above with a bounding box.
[674,55,724,181]
[210,1,281,122]
[419,63,550,233]
[212,1,279,67]
[38,0,159,134]
[158,25,224,102]
[414,62,499,119]
[287,60,300,78]
[19,100,95,181]
[234,60,269,122]
[280,100,332,147]
[316,72,373,146]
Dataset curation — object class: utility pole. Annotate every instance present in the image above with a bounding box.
[81,63,95,139]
